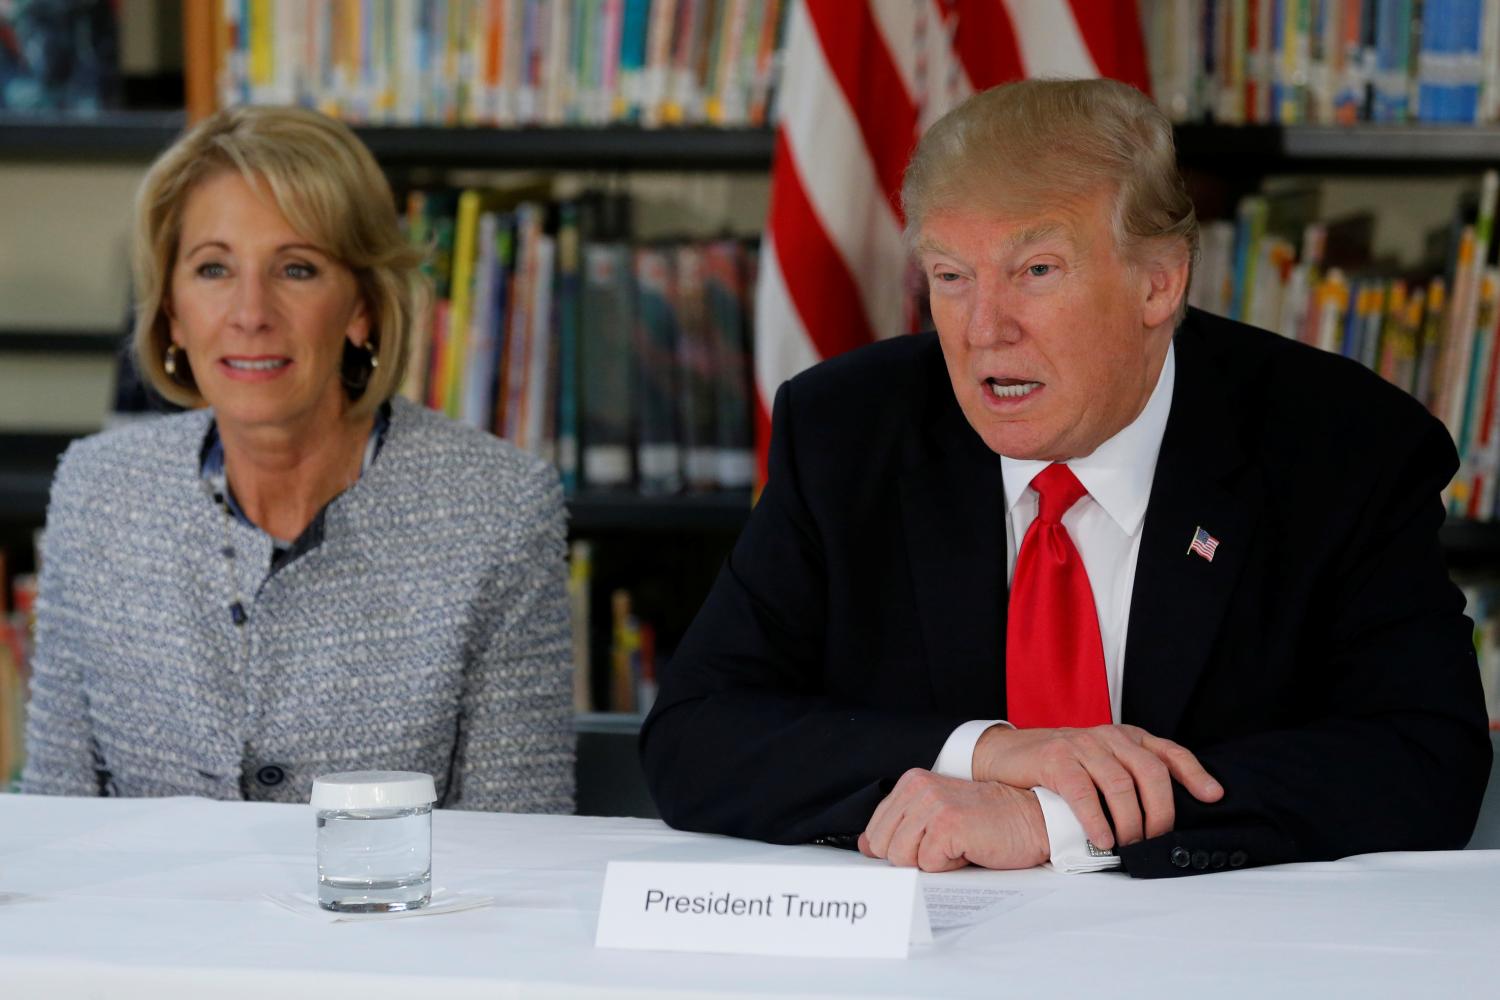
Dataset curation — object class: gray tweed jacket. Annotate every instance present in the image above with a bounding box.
[21,397,575,812]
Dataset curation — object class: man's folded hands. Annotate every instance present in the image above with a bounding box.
[858,725,1224,872]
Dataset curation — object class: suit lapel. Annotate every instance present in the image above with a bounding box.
[898,366,1008,718]
[1122,323,1264,737]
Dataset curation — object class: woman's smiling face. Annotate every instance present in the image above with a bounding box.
[168,170,368,437]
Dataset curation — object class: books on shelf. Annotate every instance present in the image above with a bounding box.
[565,539,658,715]
[401,183,758,497]
[1144,0,1500,125]
[216,0,788,129]
[568,539,593,712]
[1189,168,1500,519]
[0,542,40,792]
[607,587,656,715]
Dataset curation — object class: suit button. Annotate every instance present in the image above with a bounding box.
[1229,850,1248,868]
[1211,851,1227,869]
[1171,847,1191,868]
[255,764,286,787]
[1191,850,1210,870]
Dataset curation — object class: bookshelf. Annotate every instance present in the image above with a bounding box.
[569,490,750,533]
[354,125,774,170]
[0,330,122,356]
[0,114,772,171]
[11,111,1500,173]
[1173,123,1500,171]
[0,110,187,160]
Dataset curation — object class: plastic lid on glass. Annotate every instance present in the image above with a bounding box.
[310,770,436,810]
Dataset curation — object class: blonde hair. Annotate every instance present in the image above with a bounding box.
[131,105,425,416]
[902,78,1198,320]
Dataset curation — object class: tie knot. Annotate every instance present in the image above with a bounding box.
[1031,464,1088,523]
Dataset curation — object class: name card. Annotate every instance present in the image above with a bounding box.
[594,861,932,959]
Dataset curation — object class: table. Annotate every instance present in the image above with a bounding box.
[1,794,1496,998]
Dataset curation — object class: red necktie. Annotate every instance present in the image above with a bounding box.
[1006,464,1112,729]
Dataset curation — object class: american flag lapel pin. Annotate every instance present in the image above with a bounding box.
[1187,526,1220,562]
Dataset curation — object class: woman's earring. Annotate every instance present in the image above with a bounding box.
[364,341,379,371]
[164,344,180,377]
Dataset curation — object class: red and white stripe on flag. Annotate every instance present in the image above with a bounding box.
[753,0,1151,483]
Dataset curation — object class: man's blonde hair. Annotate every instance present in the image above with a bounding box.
[902,78,1198,320]
[131,105,425,416]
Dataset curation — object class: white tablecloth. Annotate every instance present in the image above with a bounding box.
[0,794,1496,998]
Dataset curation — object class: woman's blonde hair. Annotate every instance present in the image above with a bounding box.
[902,78,1198,320]
[131,105,425,416]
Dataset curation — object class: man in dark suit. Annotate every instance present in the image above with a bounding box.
[639,79,1491,877]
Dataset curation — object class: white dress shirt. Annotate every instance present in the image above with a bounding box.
[931,343,1177,872]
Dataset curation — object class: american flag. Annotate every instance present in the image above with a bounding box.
[752,0,1152,480]
[1188,527,1220,562]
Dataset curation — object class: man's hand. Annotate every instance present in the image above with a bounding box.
[858,769,1050,872]
[971,724,1223,851]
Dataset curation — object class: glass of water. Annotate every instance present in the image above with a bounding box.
[311,770,436,912]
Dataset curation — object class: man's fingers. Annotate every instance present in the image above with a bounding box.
[1144,735,1223,802]
[1049,762,1119,850]
[863,769,927,859]
[916,835,968,873]
[1115,743,1176,840]
[1079,750,1146,847]
[883,799,938,868]
[864,797,894,854]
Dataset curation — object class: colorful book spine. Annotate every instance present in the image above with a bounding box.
[523,232,558,459]
[673,244,719,489]
[1229,196,1268,321]
[642,0,678,126]
[616,0,651,120]
[568,540,593,712]
[501,202,541,443]
[442,188,488,417]
[1415,277,1448,411]
[703,240,755,489]
[580,240,636,489]
[555,202,583,494]
[1483,0,1500,123]
[1455,0,1485,123]
[633,246,684,495]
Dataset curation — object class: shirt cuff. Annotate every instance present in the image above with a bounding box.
[932,720,1009,781]
[1033,786,1121,873]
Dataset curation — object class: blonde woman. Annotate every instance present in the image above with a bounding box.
[22,107,574,812]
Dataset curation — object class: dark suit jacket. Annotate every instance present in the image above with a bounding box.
[640,308,1492,877]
